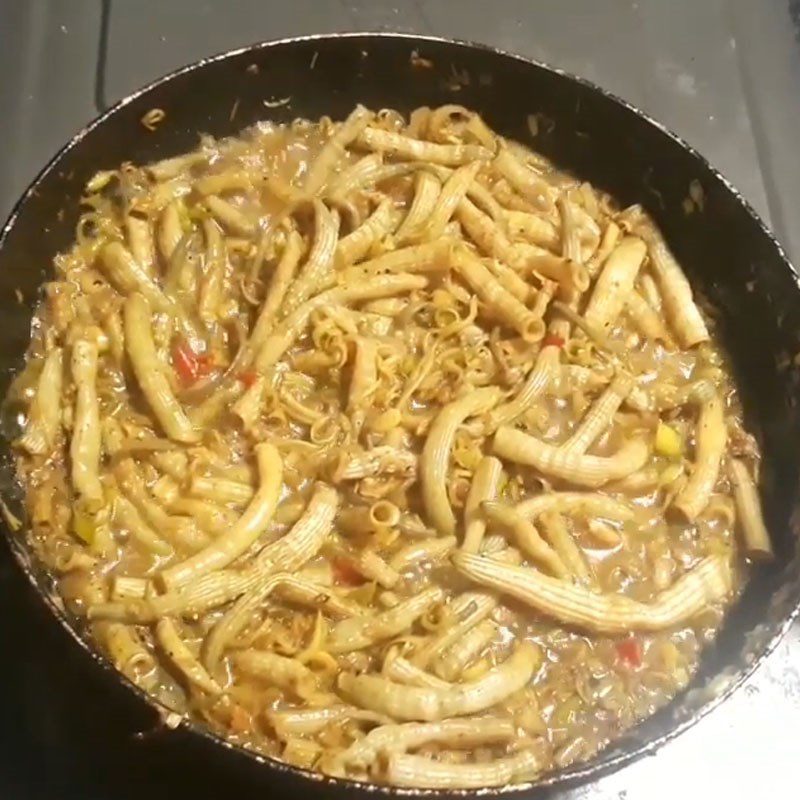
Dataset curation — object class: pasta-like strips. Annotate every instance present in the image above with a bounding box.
[492,178,538,212]
[357,127,492,165]
[358,240,453,275]
[115,459,209,552]
[282,200,340,315]
[673,392,727,520]
[513,491,634,523]
[111,575,148,601]
[123,293,199,443]
[12,105,762,788]
[484,257,534,303]
[584,237,647,332]
[69,340,103,505]
[337,717,515,772]
[336,199,401,266]
[326,153,383,202]
[456,197,519,266]
[559,365,612,397]
[158,442,283,590]
[99,622,156,683]
[201,483,337,668]
[493,147,554,213]
[254,273,428,371]
[157,201,183,262]
[238,229,304,369]
[338,641,541,721]
[327,586,444,653]
[198,218,227,322]
[100,242,175,315]
[90,573,335,627]
[515,243,590,293]
[194,170,253,196]
[560,373,633,454]
[452,249,544,342]
[333,446,417,482]
[637,218,710,347]
[415,161,481,241]
[146,575,249,619]
[231,374,267,430]
[625,377,715,415]
[452,552,732,633]
[558,196,582,263]
[494,427,649,488]
[411,550,521,669]
[586,220,620,277]
[268,706,390,739]
[147,151,207,181]
[125,213,156,276]
[18,347,63,455]
[383,656,452,689]
[421,386,501,534]
[457,199,588,292]
[232,650,318,698]
[305,105,373,195]
[332,546,401,588]
[274,576,364,619]
[729,458,773,559]
[464,178,506,222]
[486,321,566,431]
[168,498,237,534]
[538,511,590,582]
[156,617,222,695]
[433,618,496,681]
[347,337,378,432]
[162,230,197,297]
[113,494,173,557]
[205,194,256,236]
[482,501,568,578]
[570,202,601,262]
[247,490,339,575]
[625,287,674,344]
[395,170,441,242]
[462,455,503,553]
[506,210,560,250]
[586,519,623,547]
[384,750,539,789]
[389,536,456,572]
[189,475,254,506]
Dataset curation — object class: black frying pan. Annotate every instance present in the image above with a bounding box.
[1,33,799,798]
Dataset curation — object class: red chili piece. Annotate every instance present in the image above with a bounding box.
[542,333,565,349]
[332,557,365,587]
[172,340,213,385]
[238,370,259,388]
[616,637,643,668]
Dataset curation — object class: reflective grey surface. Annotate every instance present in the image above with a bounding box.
[0,1,798,797]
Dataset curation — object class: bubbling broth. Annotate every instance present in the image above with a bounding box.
[8,105,772,788]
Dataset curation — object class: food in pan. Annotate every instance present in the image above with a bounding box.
[7,104,772,788]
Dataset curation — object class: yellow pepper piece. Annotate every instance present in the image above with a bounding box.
[655,421,683,458]
[73,507,96,545]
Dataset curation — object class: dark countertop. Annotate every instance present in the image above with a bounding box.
[1,2,799,798]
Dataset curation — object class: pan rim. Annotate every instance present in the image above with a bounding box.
[1,29,799,797]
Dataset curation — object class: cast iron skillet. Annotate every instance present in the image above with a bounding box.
[1,32,799,797]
